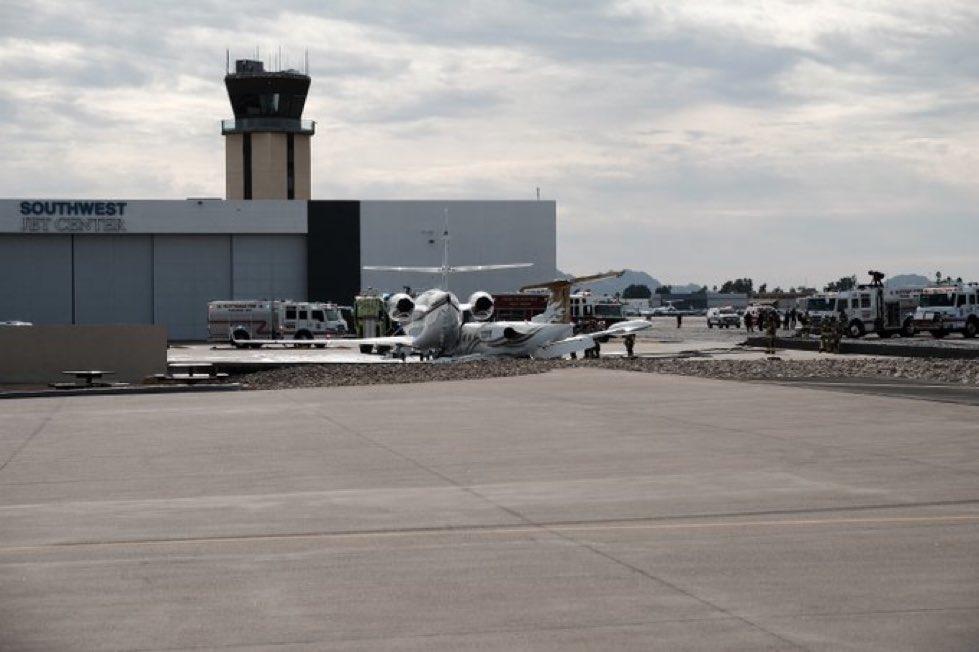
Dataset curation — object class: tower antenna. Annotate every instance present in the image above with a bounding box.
[225,49,229,74]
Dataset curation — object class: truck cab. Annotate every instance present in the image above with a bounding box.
[805,293,838,327]
[913,284,979,338]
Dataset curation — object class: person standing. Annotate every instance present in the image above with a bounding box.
[834,309,848,353]
[744,311,754,332]
[676,312,683,328]
[820,317,833,352]
[765,310,778,354]
[624,333,636,358]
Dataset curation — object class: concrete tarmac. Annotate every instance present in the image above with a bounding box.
[760,377,979,406]
[1,369,977,650]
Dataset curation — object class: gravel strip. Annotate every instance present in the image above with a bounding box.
[235,356,979,390]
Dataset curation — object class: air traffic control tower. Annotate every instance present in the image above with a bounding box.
[222,59,314,200]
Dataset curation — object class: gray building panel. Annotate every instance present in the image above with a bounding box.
[153,236,232,340]
[73,236,153,324]
[232,235,306,301]
[0,199,559,339]
[359,200,557,298]
[0,235,72,324]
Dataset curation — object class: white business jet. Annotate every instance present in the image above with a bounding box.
[337,264,650,360]
[236,226,650,358]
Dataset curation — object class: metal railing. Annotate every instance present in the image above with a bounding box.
[220,118,315,134]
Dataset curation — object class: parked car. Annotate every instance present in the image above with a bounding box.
[706,307,740,328]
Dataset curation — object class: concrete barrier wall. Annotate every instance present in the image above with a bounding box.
[0,325,167,384]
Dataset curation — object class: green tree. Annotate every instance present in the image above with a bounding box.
[719,278,753,295]
[622,284,652,299]
[654,285,672,296]
[824,275,857,292]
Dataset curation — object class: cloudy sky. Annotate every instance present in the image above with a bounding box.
[1,1,977,289]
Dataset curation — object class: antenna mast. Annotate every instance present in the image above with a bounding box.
[441,208,450,291]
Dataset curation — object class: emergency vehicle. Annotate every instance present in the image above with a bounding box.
[805,273,919,338]
[803,293,838,326]
[207,300,347,347]
[570,292,627,332]
[913,283,979,338]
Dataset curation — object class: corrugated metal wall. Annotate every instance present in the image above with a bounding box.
[0,235,306,340]
[74,236,153,325]
[231,235,306,301]
[153,236,232,341]
[0,235,72,324]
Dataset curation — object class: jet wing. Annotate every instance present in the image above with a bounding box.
[531,320,650,359]
[532,335,594,359]
[232,335,416,348]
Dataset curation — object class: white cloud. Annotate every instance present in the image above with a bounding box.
[0,0,977,287]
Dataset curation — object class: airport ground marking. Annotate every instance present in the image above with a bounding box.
[2,514,977,555]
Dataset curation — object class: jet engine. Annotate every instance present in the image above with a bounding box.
[387,293,415,322]
[467,291,495,321]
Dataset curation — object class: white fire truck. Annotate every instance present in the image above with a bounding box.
[207,300,347,348]
[570,292,627,332]
[913,283,979,338]
[805,273,919,338]
[803,293,838,325]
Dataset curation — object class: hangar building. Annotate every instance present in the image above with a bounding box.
[0,59,556,340]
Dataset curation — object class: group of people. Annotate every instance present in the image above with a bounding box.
[744,307,802,333]
[749,306,848,355]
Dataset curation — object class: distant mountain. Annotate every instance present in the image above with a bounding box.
[886,274,931,288]
[570,269,662,296]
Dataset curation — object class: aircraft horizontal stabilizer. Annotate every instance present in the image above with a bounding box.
[451,263,533,272]
[519,270,624,293]
[362,265,444,273]
[363,263,531,274]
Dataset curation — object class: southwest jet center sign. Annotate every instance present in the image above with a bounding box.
[20,201,128,233]
[0,199,308,235]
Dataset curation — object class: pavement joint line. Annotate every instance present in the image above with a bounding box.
[3,514,975,555]
[0,398,63,475]
[282,394,804,649]
[597,394,979,479]
[120,605,979,651]
[540,523,812,650]
[772,381,979,390]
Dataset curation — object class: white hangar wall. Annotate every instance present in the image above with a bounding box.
[0,200,307,340]
[0,198,558,339]
[359,200,557,298]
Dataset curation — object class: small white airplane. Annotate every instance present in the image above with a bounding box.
[316,273,649,360]
[234,226,650,359]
